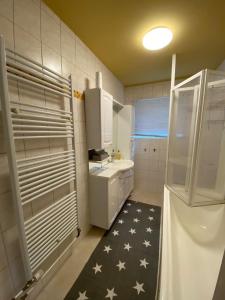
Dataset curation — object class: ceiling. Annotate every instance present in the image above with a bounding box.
[44,0,225,86]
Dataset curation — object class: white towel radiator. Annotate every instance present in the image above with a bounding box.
[0,35,79,293]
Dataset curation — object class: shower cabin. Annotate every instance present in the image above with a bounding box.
[166,69,225,206]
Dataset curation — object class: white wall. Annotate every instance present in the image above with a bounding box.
[0,1,124,299]
[125,81,171,104]
[134,138,167,194]
[125,81,171,196]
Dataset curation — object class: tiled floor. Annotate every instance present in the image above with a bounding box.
[130,189,163,207]
[35,191,163,300]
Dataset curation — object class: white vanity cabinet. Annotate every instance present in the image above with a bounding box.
[89,162,134,229]
[85,88,113,149]
[118,169,134,209]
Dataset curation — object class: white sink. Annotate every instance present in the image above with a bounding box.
[109,159,134,171]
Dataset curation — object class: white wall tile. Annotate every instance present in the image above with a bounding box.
[0,15,14,49]
[14,25,42,63]
[133,138,167,194]
[8,256,26,293]
[3,227,21,262]
[14,0,41,40]
[60,22,75,64]
[0,232,7,272]
[42,44,62,74]
[0,192,15,232]
[0,267,15,299]
[41,2,60,24]
[0,0,13,21]
[0,155,10,195]
[41,8,60,54]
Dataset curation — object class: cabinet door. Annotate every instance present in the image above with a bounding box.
[108,176,119,226]
[118,178,125,209]
[101,90,113,148]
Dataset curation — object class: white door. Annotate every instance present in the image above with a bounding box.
[101,90,113,148]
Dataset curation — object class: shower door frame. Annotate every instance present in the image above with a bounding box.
[165,70,207,206]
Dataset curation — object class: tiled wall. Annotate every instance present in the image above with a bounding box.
[0,1,124,299]
[125,81,171,104]
[125,82,170,196]
[134,138,167,194]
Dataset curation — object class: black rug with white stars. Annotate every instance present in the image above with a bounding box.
[65,200,161,300]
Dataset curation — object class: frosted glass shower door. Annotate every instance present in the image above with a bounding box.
[166,74,202,205]
[193,71,225,205]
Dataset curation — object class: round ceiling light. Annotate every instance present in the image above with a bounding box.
[143,27,173,51]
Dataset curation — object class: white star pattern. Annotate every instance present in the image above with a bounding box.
[69,201,160,299]
[133,218,140,223]
[129,228,136,235]
[143,240,151,247]
[116,260,126,271]
[133,282,145,295]
[105,288,117,300]
[76,291,88,300]
[124,243,132,251]
[112,230,119,236]
[93,263,102,274]
[104,245,112,254]
[140,258,149,269]
[146,227,153,233]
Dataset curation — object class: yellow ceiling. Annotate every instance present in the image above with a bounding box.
[44,0,225,86]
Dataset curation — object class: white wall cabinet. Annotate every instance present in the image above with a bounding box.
[85,88,113,149]
[89,167,134,229]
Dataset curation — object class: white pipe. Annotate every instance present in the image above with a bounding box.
[21,176,75,205]
[0,36,32,280]
[28,207,77,254]
[30,220,77,268]
[14,135,73,139]
[26,198,76,236]
[11,112,71,123]
[14,130,73,135]
[11,100,72,115]
[27,203,76,244]
[30,236,77,281]
[7,73,72,99]
[7,61,71,90]
[21,173,75,198]
[13,124,73,130]
[30,222,77,271]
[7,65,71,95]
[96,71,103,89]
[29,220,77,263]
[12,106,72,120]
[17,150,74,163]
[19,160,75,179]
[20,165,75,185]
[20,168,75,190]
[25,191,76,228]
[12,118,72,127]
[18,156,74,173]
[6,48,70,83]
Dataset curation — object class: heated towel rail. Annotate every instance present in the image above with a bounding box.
[0,36,79,283]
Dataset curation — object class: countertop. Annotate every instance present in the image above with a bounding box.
[89,160,134,178]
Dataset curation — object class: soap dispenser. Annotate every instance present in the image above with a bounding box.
[116,150,121,160]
